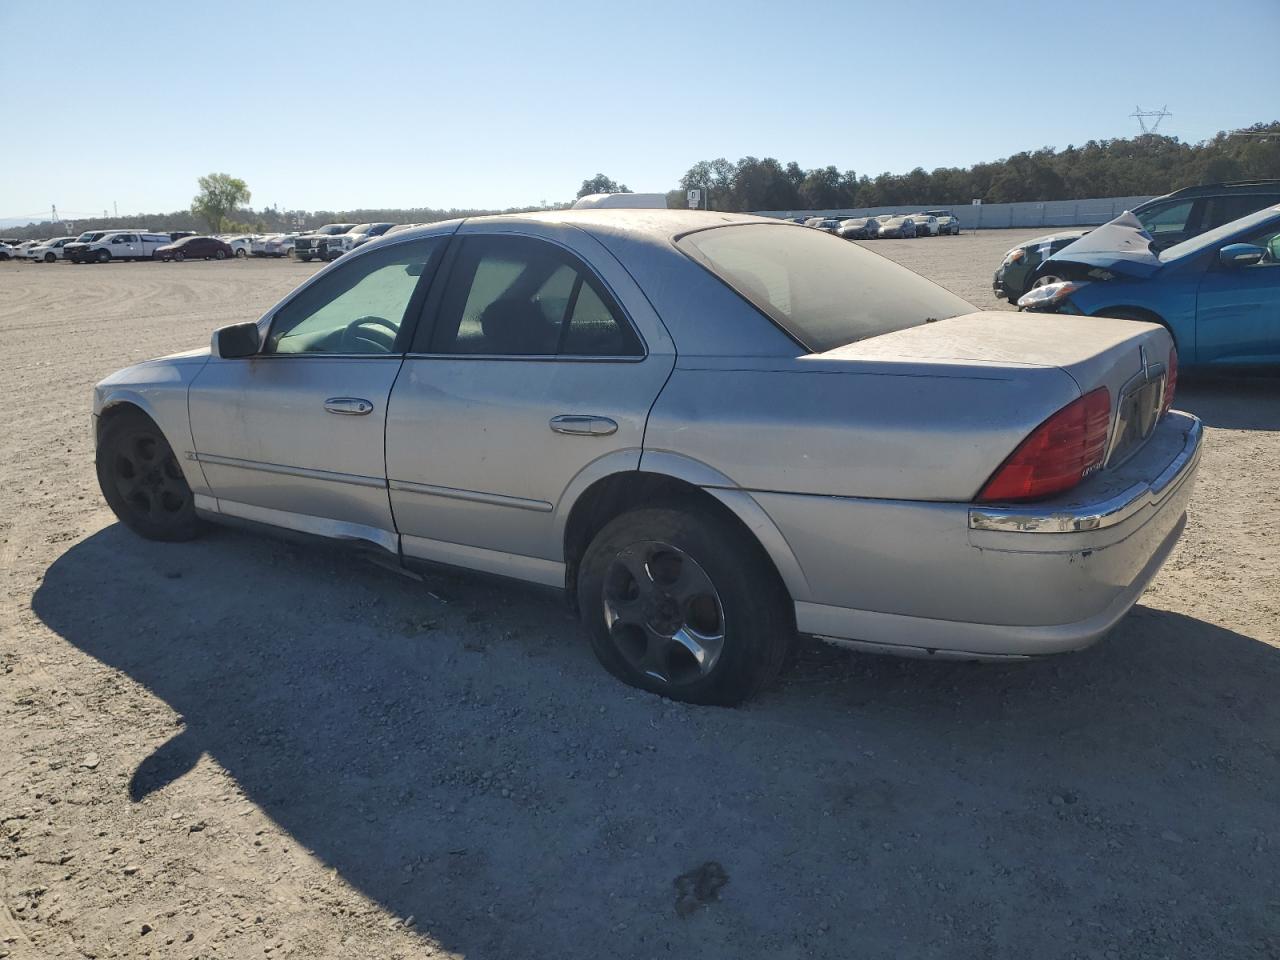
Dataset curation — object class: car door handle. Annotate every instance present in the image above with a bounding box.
[549,414,618,436]
[324,397,374,416]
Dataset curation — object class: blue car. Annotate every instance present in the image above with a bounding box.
[1018,205,1280,370]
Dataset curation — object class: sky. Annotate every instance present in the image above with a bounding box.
[1,0,1277,224]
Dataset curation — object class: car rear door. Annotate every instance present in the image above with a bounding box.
[384,223,676,584]
[187,235,448,550]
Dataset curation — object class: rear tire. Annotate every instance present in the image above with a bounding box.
[578,506,793,706]
[96,410,204,542]
[234,247,246,258]
[215,249,227,260]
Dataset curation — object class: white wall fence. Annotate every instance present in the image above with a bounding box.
[755,195,1155,230]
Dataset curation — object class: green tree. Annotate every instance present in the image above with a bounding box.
[191,173,252,233]
[576,174,631,198]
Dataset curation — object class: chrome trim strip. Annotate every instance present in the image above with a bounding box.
[191,452,387,489]
[968,415,1201,534]
[400,533,564,588]
[201,497,399,554]
[388,478,553,512]
[401,353,645,363]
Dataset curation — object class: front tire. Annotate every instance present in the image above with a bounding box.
[578,506,793,706]
[96,250,111,263]
[174,251,185,262]
[44,252,57,263]
[234,247,246,258]
[96,410,204,542]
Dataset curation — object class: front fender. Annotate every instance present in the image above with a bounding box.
[94,357,211,494]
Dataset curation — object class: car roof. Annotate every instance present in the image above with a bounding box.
[389,208,778,247]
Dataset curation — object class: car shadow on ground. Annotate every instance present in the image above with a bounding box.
[1177,372,1280,430]
[31,524,1280,958]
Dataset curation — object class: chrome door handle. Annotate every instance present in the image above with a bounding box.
[549,414,618,436]
[324,397,374,416]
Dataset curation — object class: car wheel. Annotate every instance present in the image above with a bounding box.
[299,255,312,262]
[96,249,111,263]
[44,252,57,263]
[578,506,793,706]
[174,251,185,262]
[215,249,227,260]
[1029,273,1063,290]
[95,410,204,542]
[234,247,246,258]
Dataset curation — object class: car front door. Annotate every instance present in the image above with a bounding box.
[112,234,139,258]
[384,226,676,584]
[1195,223,1280,365]
[187,235,448,550]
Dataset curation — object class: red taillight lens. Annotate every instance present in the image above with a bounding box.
[977,387,1112,503]
[1162,346,1178,415]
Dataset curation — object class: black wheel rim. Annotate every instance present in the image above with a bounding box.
[602,541,726,687]
[112,431,189,524]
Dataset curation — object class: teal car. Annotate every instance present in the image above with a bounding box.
[1018,205,1280,369]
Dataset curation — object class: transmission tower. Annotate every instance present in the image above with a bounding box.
[1131,105,1171,136]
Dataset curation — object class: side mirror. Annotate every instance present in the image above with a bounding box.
[1219,243,1265,268]
[212,322,261,359]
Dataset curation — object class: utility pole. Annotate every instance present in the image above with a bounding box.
[113,201,118,218]
[51,204,58,224]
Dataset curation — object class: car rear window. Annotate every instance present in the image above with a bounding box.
[676,223,973,352]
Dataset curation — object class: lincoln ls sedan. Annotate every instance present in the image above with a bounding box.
[92,210,1202,704]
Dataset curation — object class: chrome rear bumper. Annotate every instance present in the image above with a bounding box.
[968,414,1201,534]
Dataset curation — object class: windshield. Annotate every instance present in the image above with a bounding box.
[1160,205,1280,261]
[676,223,973,353]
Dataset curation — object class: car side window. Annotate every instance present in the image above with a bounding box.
[264,237,444,356]
[1142,200,1195,240]
[422,235,641,357]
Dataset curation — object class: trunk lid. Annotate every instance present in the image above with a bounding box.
[823,310,1176,471]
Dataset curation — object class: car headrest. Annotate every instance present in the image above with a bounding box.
[479,298,555,354]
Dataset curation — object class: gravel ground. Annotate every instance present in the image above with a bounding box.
[1,233,1278,960]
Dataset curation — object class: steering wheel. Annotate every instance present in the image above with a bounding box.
[341,315,399,353]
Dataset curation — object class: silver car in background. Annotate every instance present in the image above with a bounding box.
[92,211,1201,704]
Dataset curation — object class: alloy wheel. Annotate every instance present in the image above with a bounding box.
[601,541,726,687]
[111,431,190,525]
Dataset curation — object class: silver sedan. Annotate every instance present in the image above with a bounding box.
[92,210,1202,704]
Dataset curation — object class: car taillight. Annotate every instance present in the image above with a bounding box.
[1162,346,1177,415]
[976,387,1112,503]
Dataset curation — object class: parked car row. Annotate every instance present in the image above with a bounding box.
[791,210,961,240]
[3,222,429,265]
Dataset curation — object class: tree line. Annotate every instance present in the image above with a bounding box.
[4,122,1276,241]
[660,121,1280,212]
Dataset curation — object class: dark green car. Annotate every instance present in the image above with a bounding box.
[993,179,1280,302]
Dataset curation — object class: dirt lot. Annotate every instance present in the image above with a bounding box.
[2,232,1278,960]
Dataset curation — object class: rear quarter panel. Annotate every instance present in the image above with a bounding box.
[644,356,1081,502]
